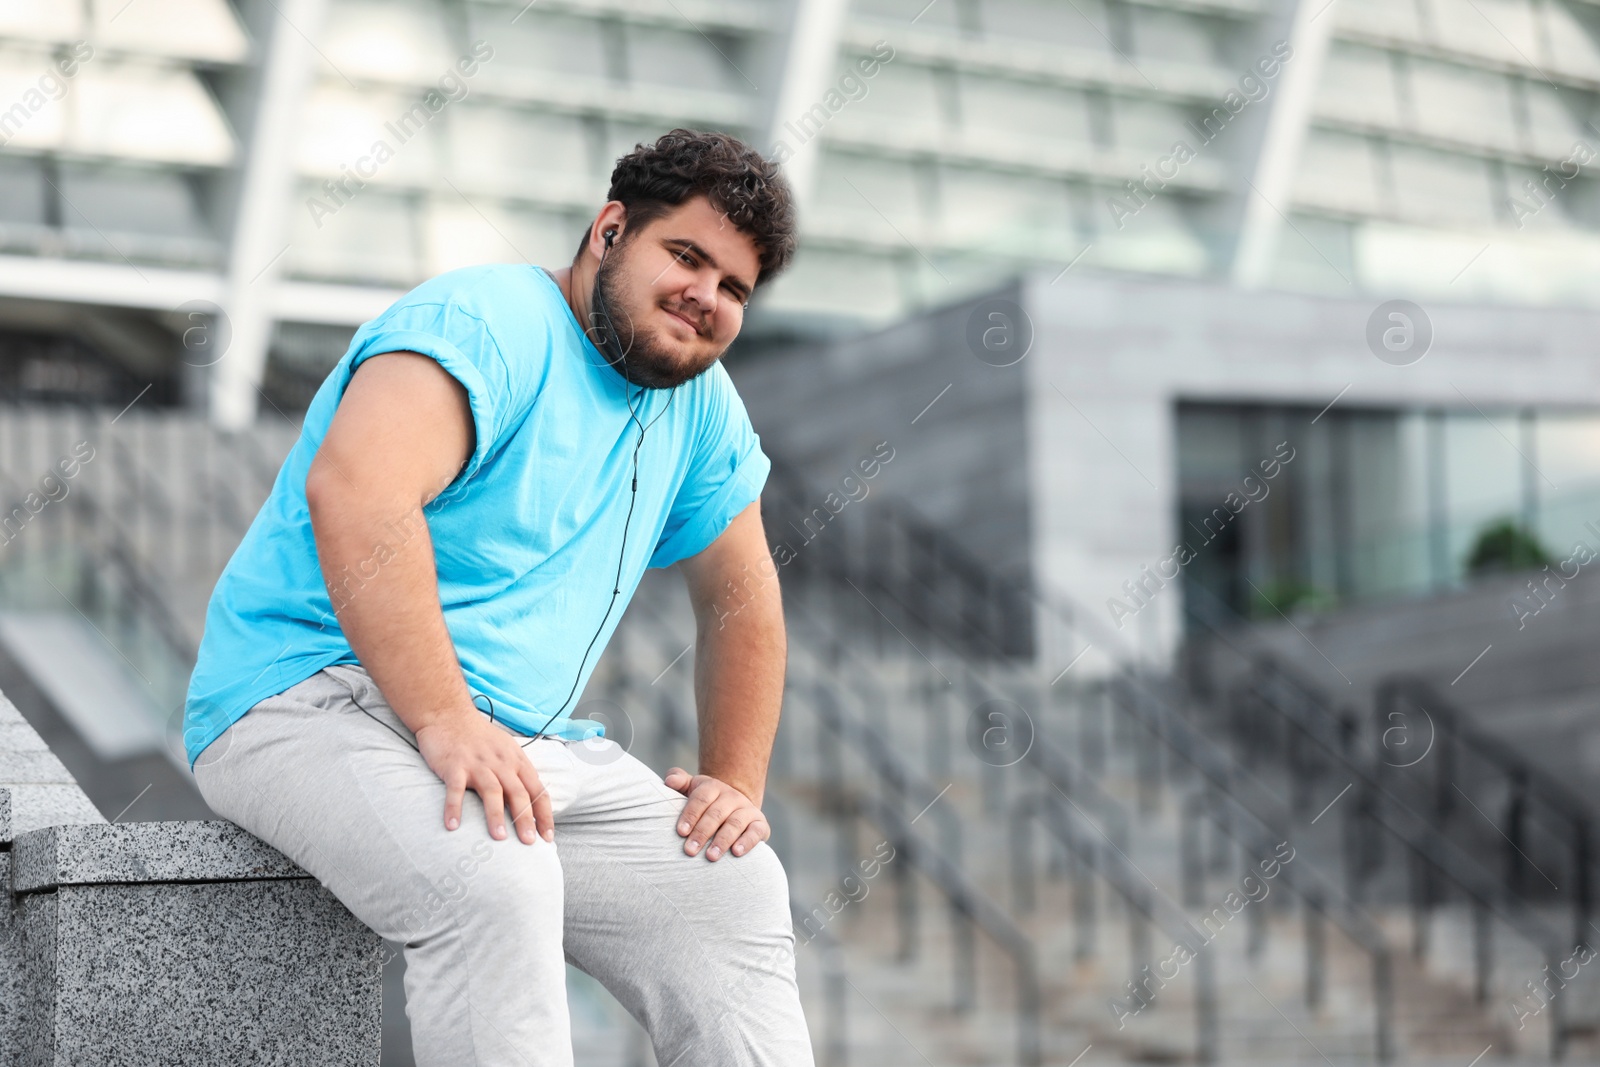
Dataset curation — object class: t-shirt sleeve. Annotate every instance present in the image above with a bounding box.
[344,290,538,492]
[648,366,771,569]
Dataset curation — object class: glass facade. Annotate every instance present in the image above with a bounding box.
[1178,399,1600,617]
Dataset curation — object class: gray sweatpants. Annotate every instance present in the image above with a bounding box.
[192,663,814,1067]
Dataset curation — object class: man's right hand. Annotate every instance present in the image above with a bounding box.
[415,712,555,845]
[309,351,557,846]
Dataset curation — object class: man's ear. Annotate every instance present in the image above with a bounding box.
[592,201,628,255]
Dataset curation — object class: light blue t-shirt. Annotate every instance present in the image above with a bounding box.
[183,263,770,768]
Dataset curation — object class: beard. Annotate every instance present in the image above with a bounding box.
[589,243,723,390]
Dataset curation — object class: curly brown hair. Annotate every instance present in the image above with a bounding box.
[578,128,797,289]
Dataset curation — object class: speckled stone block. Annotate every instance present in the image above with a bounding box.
[0,852,22,1061]
[21,880,381,1066]
[14,889,54,1067]
[12,821,306,892]
[0,703,382,1066]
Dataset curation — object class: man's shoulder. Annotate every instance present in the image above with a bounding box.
[387,263,553,324]
[341,264,563,397]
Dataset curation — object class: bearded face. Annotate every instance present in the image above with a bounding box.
[581,197,760,390]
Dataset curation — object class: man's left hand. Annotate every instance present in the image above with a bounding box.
[664,768,769,861]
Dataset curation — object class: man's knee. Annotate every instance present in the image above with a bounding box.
[706,844,802,1015]
[720,842,793,933]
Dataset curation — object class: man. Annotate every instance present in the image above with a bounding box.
[184,129,811,1067]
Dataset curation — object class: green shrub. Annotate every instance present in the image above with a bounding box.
[1249,578,1335,619]
[1465,518,1551,575]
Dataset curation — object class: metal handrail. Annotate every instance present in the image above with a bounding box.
[857,786,1043,1067]
[1376,673,1593,941]
[1186,582,1595,898]
[623,579,973,891]
[1183,585,1586,940]
[762,456,1594,1058]
[766,478,1407,1059]
[621,586,1039,1063]
[804,679,976,1002]
[1010,773,1223,1060]
[52,482,198,667]
[1109,673,1400,1059]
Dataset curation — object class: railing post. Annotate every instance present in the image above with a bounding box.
[1346,782,1378,904]
[1073,838,1096,962]
[1574,816,1592,954]
[1373,946,1394,1063]
[1011,798,1035,913]
[1410,851,1432,962]
[1247,886,1266,961]
[820,933,849,1067]
[1196,940,1219,1064]
[927,675,951,779]
[952,897,976,1012]
[1135,706,1160,816]
[894,830,917,963]
[1129,899,1151,989]
[1015,945,1043,1067]
[1181,800,1204,908]
[1472,902,1491,1005]
[981,759,1003,821]
[1434,707,1455,830]
[1082,681,1107,774]
[1505,769,1529,897]
[1551,950,1568,1062]
[1304,891,1325,1010]
[1288,726,1311,817]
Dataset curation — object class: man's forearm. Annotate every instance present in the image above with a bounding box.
[307,489,475,734]
[692,588,786,807]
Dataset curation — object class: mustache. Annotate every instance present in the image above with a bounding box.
[663,303,705,335]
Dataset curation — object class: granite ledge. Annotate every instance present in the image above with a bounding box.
[0,785,104,847]
[13,820,308,893]
[0,748,75,785]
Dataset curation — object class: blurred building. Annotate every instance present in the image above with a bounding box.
[2,0,1599,408]
[5,0,1600,635]
[735,271,1600,663]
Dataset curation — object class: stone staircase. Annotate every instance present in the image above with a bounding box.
[0,405,1594,1064]
[601,572,1522,1065]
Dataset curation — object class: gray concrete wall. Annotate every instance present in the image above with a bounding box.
[729,278,1035,584]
